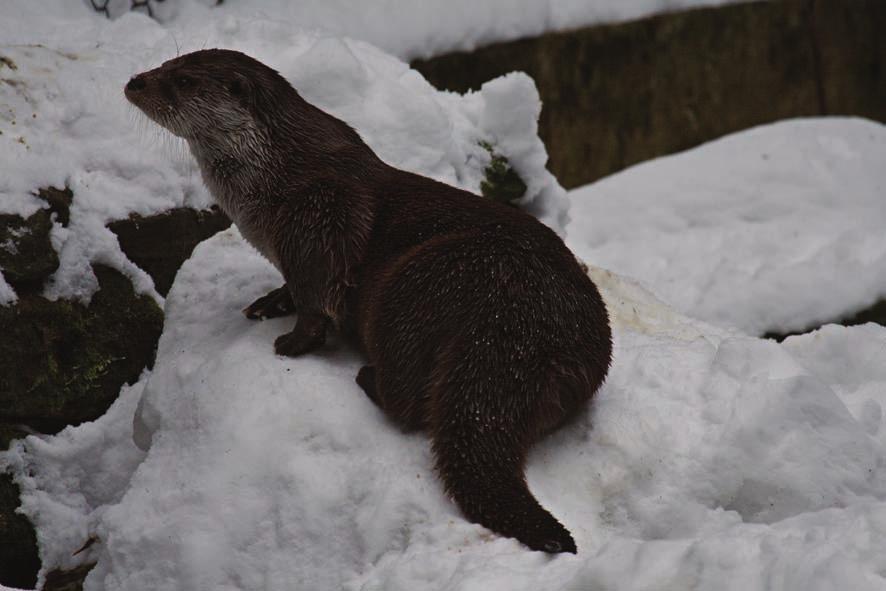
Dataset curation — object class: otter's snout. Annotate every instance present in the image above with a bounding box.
[124,73,158,118]
[124,74,148,107]
[124,72,169,131]
[125,75,147,93]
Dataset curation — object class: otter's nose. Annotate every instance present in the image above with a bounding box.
[126,76,146,92]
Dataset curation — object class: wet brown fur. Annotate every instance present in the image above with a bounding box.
[125,49,612,554]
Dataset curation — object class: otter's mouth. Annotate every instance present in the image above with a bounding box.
[124,74,154,114]
[124,73,180,135]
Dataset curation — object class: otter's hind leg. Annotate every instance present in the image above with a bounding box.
[244,285,296,320]
[356,363,427,432]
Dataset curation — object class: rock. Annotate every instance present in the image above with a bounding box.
[842,299,886,329]
[37,186,73,228]
[766,298,886,342]
[108,207,231,296]
[0,197,225,589]
[0,425,29,457]
[815,1,886,118]
[0,186,73,294]
[413,0,886,188]
[0,260,163,586]
[0,208,58,291]
[0,473,39,590]
[0,264,163,434]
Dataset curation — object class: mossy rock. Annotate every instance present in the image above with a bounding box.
[0,208,58,290]
[0,473,39,589]
[0,425,28,456]
[108,207,231,296]
[37,186,74,227]
[0,199,221,589]
[0,264,163,433]
[0,186,72,293]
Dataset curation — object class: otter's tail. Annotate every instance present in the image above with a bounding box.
[430,391,577,554]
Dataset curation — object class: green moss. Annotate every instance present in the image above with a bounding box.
[78,354,125,384]
[0,265,163,433]
[478,141,528,206]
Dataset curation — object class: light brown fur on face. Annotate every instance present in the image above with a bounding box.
[126,49,612,554]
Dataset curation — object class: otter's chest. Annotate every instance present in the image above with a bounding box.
[204,173,283,270]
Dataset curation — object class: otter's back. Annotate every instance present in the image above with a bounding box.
[357,168,612,405]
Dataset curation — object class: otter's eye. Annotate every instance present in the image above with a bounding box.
[176,75,193,88]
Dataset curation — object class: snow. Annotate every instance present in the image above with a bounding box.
[0,3,566,304]
[0,273,17,306]
[566,118,886,336]
[6,234,886,590]
[3,1,886,590]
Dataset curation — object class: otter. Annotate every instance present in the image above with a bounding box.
[125,49,611,554]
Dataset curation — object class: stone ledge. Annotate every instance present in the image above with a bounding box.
[414,0,886,188]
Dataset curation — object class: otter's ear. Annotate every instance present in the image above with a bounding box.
[226,73,247,97]
[226,73,260,112]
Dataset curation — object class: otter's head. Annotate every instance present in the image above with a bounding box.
[124,48,295,141]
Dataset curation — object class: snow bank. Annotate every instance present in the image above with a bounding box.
[0,4,566,304]
[4,0,751,61]
[5,232,886,590]
[566,118,886,336]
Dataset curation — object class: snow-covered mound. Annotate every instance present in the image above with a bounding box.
[5,0,751,61]
[5,232,886,590]
[566,118,886,336]
[0,6,566,305]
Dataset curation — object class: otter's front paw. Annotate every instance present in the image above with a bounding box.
[244,286,295,320]
[274,314,328,357]
[274,330,325,357]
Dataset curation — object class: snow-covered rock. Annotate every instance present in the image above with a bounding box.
[567,118,886,336]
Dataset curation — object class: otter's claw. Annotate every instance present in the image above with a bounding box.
[244,286,295,320]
